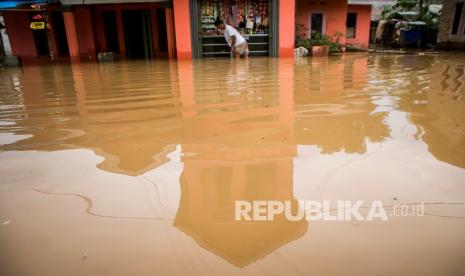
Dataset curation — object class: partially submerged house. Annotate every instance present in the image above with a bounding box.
[0,0,398,64]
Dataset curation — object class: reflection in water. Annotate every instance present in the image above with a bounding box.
[390,56,465,168]
[175,158,307,267]
[0,56,391,173]
[1,54,465,270]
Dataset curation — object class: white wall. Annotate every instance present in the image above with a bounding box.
[0,16,13,57]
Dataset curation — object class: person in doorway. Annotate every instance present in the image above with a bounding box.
[214,19,249,58]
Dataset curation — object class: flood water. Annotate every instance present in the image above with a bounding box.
[1,54,465,276]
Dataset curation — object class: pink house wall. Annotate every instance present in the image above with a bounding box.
[346,4,371,48]
[279,0,295,57]
[173,0,192,59]
[295,0,348,44]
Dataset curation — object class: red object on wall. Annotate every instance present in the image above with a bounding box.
[32,14,43,21]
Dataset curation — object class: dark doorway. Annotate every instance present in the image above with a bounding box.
[122,9,153,59]
[102,11,120,53]
[29,12,49,57]
[310,13,324,39]
[51,12,69,56]
[156,8,168,53]
[32,29,49,56]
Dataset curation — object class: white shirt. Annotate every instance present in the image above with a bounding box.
[223,24,246,47]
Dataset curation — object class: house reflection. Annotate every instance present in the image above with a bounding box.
[392,55,465,169]
[292,56,390,154]
[0,56,390,175]
[0,55,397,266]
[0,62,186,175]
[174,149,307,267]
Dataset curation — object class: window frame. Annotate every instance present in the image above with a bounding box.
[346,12,357,39]
[451,1,464,35]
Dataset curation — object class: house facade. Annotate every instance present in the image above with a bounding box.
[0,0,385,63]
[437,0,465,50]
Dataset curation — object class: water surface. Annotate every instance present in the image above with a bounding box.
[1,54,465,276]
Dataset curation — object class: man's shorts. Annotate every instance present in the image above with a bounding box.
[235,42,249,56]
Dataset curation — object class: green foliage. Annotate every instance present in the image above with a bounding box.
[296,32,342,54]
[380,0,439,28]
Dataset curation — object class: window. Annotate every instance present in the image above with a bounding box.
[346,13,357,38]
[451,2,464,35]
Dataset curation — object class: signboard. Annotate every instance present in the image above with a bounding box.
[348,0,396,4]
[30,22,45,30]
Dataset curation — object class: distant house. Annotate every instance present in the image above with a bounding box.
[437,0,465,50]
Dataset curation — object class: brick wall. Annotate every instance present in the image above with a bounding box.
[437,0,465,50]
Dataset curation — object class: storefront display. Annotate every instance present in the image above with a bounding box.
[200,0,270,35]
[196,0,274,57]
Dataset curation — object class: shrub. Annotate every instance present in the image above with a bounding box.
[295,32,342,54]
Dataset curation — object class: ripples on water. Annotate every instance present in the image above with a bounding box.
[0,54,464,171]
[0,54,465,275]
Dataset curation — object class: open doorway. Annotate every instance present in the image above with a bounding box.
[102,11,120,53]
[50,12,69,57]
[309,13,325,39]
[156,8,168,53]
[122,10,153,59]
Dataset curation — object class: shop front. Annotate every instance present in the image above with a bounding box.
[1,1,74,64]
[189,0,279,58]
[93,2,176,60]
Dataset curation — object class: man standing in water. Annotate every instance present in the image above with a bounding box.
[214,19,249,58]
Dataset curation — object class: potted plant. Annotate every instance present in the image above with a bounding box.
[296,32,342,57]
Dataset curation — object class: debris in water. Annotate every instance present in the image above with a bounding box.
[2,220,11,226]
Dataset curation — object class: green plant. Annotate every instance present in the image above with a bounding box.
[296,32,341,54]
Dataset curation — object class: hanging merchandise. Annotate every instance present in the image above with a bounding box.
[200,0,270,35]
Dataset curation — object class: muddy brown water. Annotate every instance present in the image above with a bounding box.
[0,54,465,276]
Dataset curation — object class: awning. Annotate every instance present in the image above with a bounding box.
[0,0,47,10]
[60,0,166,4]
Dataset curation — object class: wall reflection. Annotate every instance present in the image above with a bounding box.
[3,54,454,266]
[388,55,465,169]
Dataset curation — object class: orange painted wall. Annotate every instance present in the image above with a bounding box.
[173,0,192,59]
[73,7,97,61]
[295,0,348,44]
[346,4,371,48]
[279,0,295,57]
[2,11,37,59]
[63,11,80,61]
